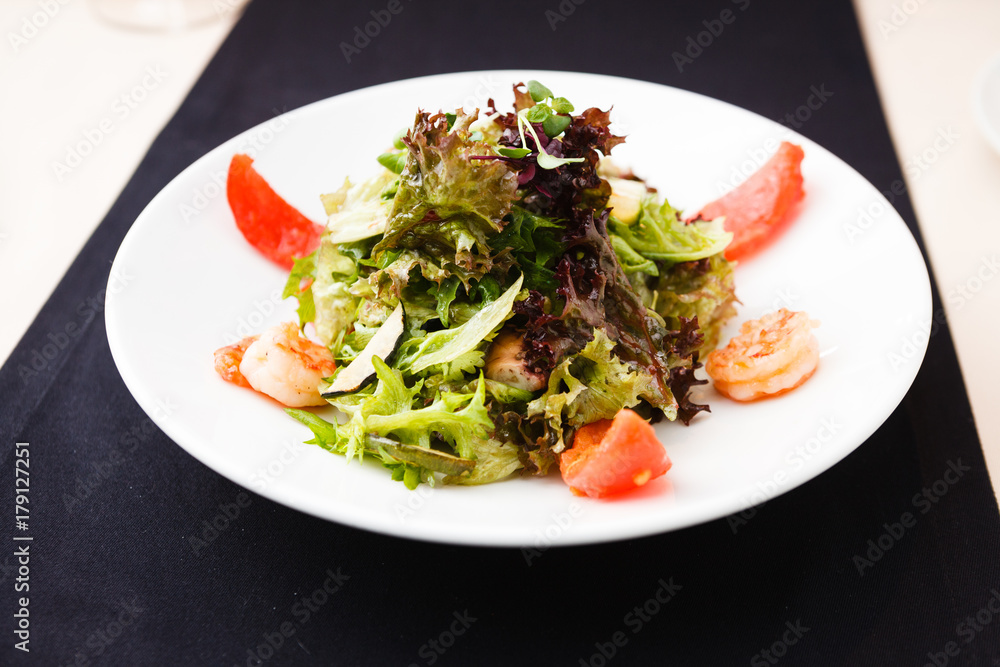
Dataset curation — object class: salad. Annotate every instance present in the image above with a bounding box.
[214,80,810,497]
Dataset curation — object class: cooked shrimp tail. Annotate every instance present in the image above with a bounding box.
[705,308,819,401]
[214,322,336,407]
[214,336,258,388]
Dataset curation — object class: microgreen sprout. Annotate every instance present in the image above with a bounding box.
[506,80,583,170]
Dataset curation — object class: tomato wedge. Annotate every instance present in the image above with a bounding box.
[226,153,324,269]
[697,141,805,261]
[559,409,672,498]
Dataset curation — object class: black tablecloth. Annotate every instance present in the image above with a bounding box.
[4,1,999,664]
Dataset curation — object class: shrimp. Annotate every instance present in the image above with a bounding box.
[485,331,547,392]
[214,322,336,407]
[705,308,819,401]
[213,335,258,388]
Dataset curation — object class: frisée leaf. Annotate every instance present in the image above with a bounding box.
[399,274,523,373]
[610,195,733,262]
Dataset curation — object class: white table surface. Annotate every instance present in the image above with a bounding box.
[2,1,997,499]
[854,0,1000,501]
[0,0,238,359]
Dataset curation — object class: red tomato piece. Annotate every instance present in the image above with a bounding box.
[559,410,672,499]
[226,153,324,269]
[697,141,805,261]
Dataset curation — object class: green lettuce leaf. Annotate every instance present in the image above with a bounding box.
[366,367,493,460]
[489,206,563,295]
[444,437,522,485]
[310,239,362,347]
[284,406,430,487]
[605,193,737,356]
[527,329,655,452]
[323,357,419,458]
[321,170,396,244]
[397,274,523,373]
[609,234,658,276]
[649,254,737,353]
[285,406,480,490]
[282,251,317,327]
[434,276,461,327]
[298,358,513,486]
[484,379,534,404]
[372,110,518,287]
[611,195,732,262]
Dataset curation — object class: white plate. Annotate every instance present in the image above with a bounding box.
[106,70,931,547]
[973,52,1000,157]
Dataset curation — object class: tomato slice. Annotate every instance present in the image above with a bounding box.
[226,153,324,269]
[697,141,805,261]
[559,409,672,498]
